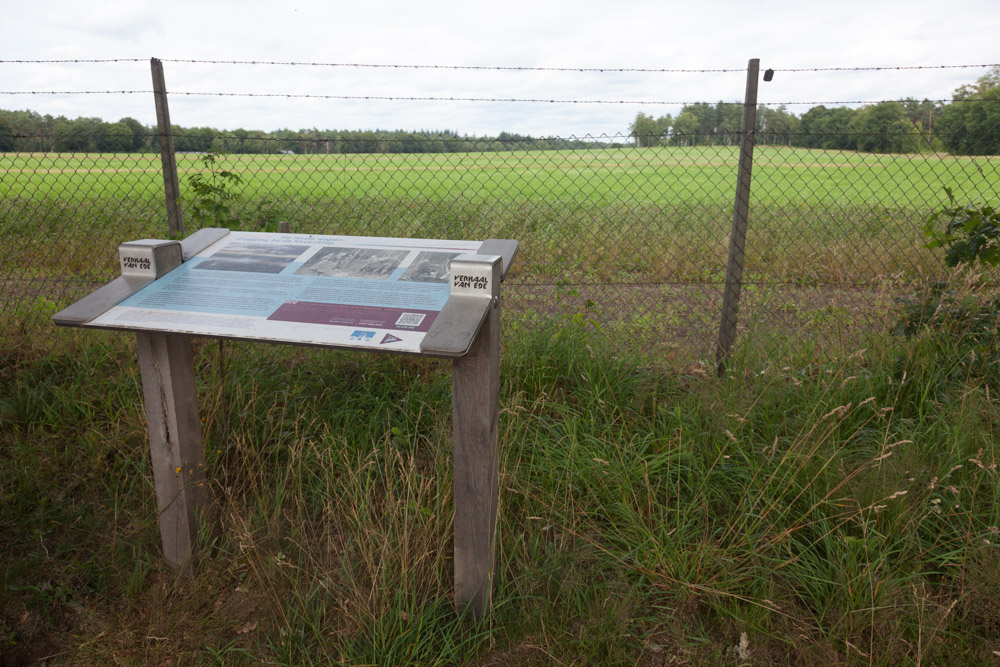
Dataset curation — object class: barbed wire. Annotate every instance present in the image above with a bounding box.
[0,90,147,95]
[0,89,994,106]
[777,64,999,72]
[162,60,1000,74]
[0,58,738,72]
[161,59,744,73]
[0,58,146,64]
[6,128,986,147]
[0,129,962,137]
[2,58,996,73]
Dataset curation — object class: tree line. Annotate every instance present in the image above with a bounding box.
[629,67,1000,155]
[0,67,996,155]
[0,110,618,155]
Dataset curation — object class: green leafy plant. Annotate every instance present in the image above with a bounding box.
[249,197,290,233]
[921,186,1000,268]
[894,188,1000,388]
[554,279,600,333]
[184,150,243,229]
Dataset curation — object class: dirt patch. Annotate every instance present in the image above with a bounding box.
[504,280,897,359]
[2,270,901,362]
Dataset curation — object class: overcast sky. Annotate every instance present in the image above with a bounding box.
[3,0,998,138]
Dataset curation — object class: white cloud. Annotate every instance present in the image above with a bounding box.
[2,0,997,136]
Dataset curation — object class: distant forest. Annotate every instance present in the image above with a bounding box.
[1,67,997,155]
[630,66,1000,155]
[0,110,623,155]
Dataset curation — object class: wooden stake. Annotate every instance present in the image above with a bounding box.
[135,332,206,570]
[716,58,760,377]
[451,280,501,619]
[151,58,185,236]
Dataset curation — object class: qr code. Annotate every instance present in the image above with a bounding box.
[395,312,426,328]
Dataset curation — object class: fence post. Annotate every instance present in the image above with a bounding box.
[135,331,206,570]
[715,58,760,377]
[151,58,184,236]
[451,260,502,620]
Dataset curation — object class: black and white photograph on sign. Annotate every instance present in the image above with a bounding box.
[194,242,309,274]
[398,251,461,283]
[295,247,408,280]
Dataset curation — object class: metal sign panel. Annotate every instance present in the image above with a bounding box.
[87,231,484,354]
[420,254,501,357]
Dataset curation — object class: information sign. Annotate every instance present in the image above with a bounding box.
[89,231,485,354]
[54,228,516,619]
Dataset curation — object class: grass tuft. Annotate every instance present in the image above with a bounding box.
[2,304,999,663]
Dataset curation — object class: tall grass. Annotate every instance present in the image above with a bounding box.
[5,145,997,361]
[3,145,999,662]
[0,195,947,284]
[5,145,995,286]
[2,148,996,208]
[3,285,999,663]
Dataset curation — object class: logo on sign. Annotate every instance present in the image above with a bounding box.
[380,333,403,345]
[453,274,488,290]
[349,330,376,342]
[122,255,152,271]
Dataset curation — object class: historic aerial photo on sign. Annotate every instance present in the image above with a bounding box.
[398,251,459,283]
[89,231,483,353]
[193,241,309,273]
[294,247,411,279]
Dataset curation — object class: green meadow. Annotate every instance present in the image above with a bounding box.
[3,307,1000,664]
[3,146,996,291]
[2,144,1000,663]
[2,146,996,207]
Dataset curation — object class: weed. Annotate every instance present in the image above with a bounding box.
[3,293,1000,664]
[184,150,243,229]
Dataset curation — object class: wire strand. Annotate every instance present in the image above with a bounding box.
[0,89,994,106]
[2,58,996,73]
[159,59,745,73]
[776,63,999,72]
[0,58,146,63]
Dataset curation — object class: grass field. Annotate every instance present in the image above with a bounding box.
[2,303,1000,664]
[5,144,998,362]
[2,147,997,207]
[3,145,997,294]
[3,144,1000,663]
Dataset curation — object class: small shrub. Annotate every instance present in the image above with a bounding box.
[894,189,1000,388]
[921,186,1000,269]
[184,150,243,229]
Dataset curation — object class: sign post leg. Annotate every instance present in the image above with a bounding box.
[135,332,207,571]
[451,297,501,619]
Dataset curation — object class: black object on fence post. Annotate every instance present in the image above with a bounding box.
[716,58,760,377]
[151,57,184,236]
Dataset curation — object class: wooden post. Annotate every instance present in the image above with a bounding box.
[451,265,502,620]
[716,58,760,377]
[151,58,185,236]
[135,332,206,570]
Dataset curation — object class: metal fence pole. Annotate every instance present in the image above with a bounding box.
[716,58,760,376]
[151,58,185,235]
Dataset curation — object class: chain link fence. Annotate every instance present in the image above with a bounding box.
[2,98,999,364]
